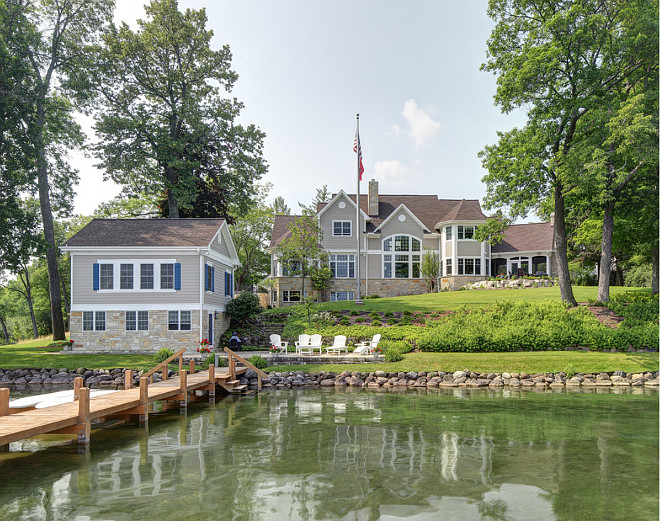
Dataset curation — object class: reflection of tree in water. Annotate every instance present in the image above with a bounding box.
[479,498,511,520]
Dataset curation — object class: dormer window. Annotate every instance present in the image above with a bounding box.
[333,220,352,236]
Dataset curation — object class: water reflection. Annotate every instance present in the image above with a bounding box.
[0,389,657,521]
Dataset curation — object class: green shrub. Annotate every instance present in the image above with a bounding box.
[46,340,73,348]
[384,347,403,362]
[154,348,174,363]
[350,310,360,316]
[371,320,382,327]
[368,311,381,320]
[247,355,268,369]
[354,316,366,323]
[363,294,381,299]
[403,310,412,316]
[226,292,263,323]
[384,311,394,318]
[338,317,351,326]
[624,264,653,288]
[387,318,398,325]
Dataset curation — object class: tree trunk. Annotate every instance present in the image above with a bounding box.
[35,104,66,340]
[652,245,659,294]
[0,315,9,344]
[597,202,615,302]
[61,275,70,329]
[167,187,180,218]
[20,269,38,339]
[554,184,577,306]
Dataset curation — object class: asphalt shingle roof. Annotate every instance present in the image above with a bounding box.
[64,218,225,247]
[491,222,555,253]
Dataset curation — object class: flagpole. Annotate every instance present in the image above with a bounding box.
[355,113,363,305]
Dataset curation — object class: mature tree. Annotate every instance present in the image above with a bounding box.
[299,185,331,215]
[95,194,160,219]
[480,0,657,305]
[230,205,274,288]
[272,196,291,216]
[420,250,441,293]
[0,0,113,340]
[277,216,326,298]
[93,0,267,220]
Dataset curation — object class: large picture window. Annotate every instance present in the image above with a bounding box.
[330,254,355,278]
[383,235,421,278]
[457,258,481,275]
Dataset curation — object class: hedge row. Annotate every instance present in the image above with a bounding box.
[417,300,658,353]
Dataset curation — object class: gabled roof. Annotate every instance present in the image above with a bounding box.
[492,222,555,253]
[63,218,226,248]
[317,194,487,233]
[316,189,370,221]
[373,203,430,233]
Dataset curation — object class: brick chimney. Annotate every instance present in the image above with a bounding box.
[368,179,379,216]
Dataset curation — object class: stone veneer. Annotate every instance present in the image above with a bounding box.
[70,310,201,354]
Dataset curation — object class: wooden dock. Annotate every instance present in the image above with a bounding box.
[0,348,266,449]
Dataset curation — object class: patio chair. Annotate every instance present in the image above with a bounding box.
[269,334,288,354]
[295,334,312,355]
[353,334,381,355]
[309,334,323,355]
[325,335,347,356]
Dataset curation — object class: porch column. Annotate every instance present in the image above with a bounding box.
[528,257,533,275]
[452,226,458,277]
[546,255,551,277]
[480,241,487,277]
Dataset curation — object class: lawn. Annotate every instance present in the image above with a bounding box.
[266,286,649,313]
[266,351,658,375]
[0,337,156,371]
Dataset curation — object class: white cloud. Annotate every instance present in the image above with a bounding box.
[373,160,421,189]
[401,99,440,148]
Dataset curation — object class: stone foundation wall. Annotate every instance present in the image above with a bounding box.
[70,310,201,354]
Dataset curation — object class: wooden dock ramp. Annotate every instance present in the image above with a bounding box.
[0,348,266,449]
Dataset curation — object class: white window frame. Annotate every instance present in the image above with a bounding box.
[126,310,149,331]
[282,290,304,302]
[97,259,177,293]
[83,311,106,331]
[382,234,422,279]
[99,264,114,290]
[445,226,453,240]
[457,257,482,275]
[329,254,355,279]
[457,225,477,240]
[168,310,192,331]
[332,220,352,237]
[330,291,354,302]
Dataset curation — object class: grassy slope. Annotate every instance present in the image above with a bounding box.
[266,286,648,313]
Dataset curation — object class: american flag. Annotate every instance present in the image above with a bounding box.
[353,129,364,181]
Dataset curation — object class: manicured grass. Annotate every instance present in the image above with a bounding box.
[0,338,156,370]
[265,351,658,375]
[266,286,649,314]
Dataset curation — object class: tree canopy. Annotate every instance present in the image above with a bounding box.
[92,0,267,220]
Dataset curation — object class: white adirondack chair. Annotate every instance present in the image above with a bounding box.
[353,334,381,355]
[295,334,312,355]
[325,335,347,355]
[309,334,323,355]
[269,334,288,354]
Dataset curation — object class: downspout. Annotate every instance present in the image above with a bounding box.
[364,235,368,297]
[198,249,204,343]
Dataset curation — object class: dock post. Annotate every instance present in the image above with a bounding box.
[179,369,188,410]
[162,363,168,381]
[189,359,195,374]
[78,387,91,445]
[208,364,216,400]
[0,388,9,417]
[139,376,149,424]
[0,387,9,449]
[73,377,83,400]
[124,369,133,390]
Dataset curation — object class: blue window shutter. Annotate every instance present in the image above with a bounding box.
[224,272,229,296]
[230,273,234,297]
[174,263,181,290]
[93,263,100,291]
[211,266,215,292]
[204,264,209,291]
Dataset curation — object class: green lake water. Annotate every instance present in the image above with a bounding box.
[0,388,657,521]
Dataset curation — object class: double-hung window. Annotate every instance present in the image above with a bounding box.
[168,311,191,331]
[445,226,453,240]
[83,311,105,331]
[140,264,154,289]
[445,258,453,275]
[126,311,149,331]
[160,263,174,289]
[330,254,355,278]
[457,258,481,275]
[205,264,215,292]
[333,221,352,236]
[383,235,421,278]
[282,290,302,302]
[99,264,113,289]
[120,264,134,289]
[457,226,475,240]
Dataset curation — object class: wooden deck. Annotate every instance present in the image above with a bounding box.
[0,348,267,449]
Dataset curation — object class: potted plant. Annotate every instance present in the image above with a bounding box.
[198,338,212,359]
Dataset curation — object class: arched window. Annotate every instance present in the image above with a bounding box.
[383,235,421,278]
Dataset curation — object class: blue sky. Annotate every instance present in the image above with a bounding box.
[73,0,528,217]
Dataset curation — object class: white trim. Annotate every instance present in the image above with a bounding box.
[373,204,429,233]
[207,221,240,265]
[491,250,554,256]
[206,249,240,268]
[316,190,370,221]
[95,259,177,293]
[62,247,201,253]
[434,219,486,229]
[331,219,353,237]
[199,255,204,340]
[72,303,201,312]
[202,305,226,312]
